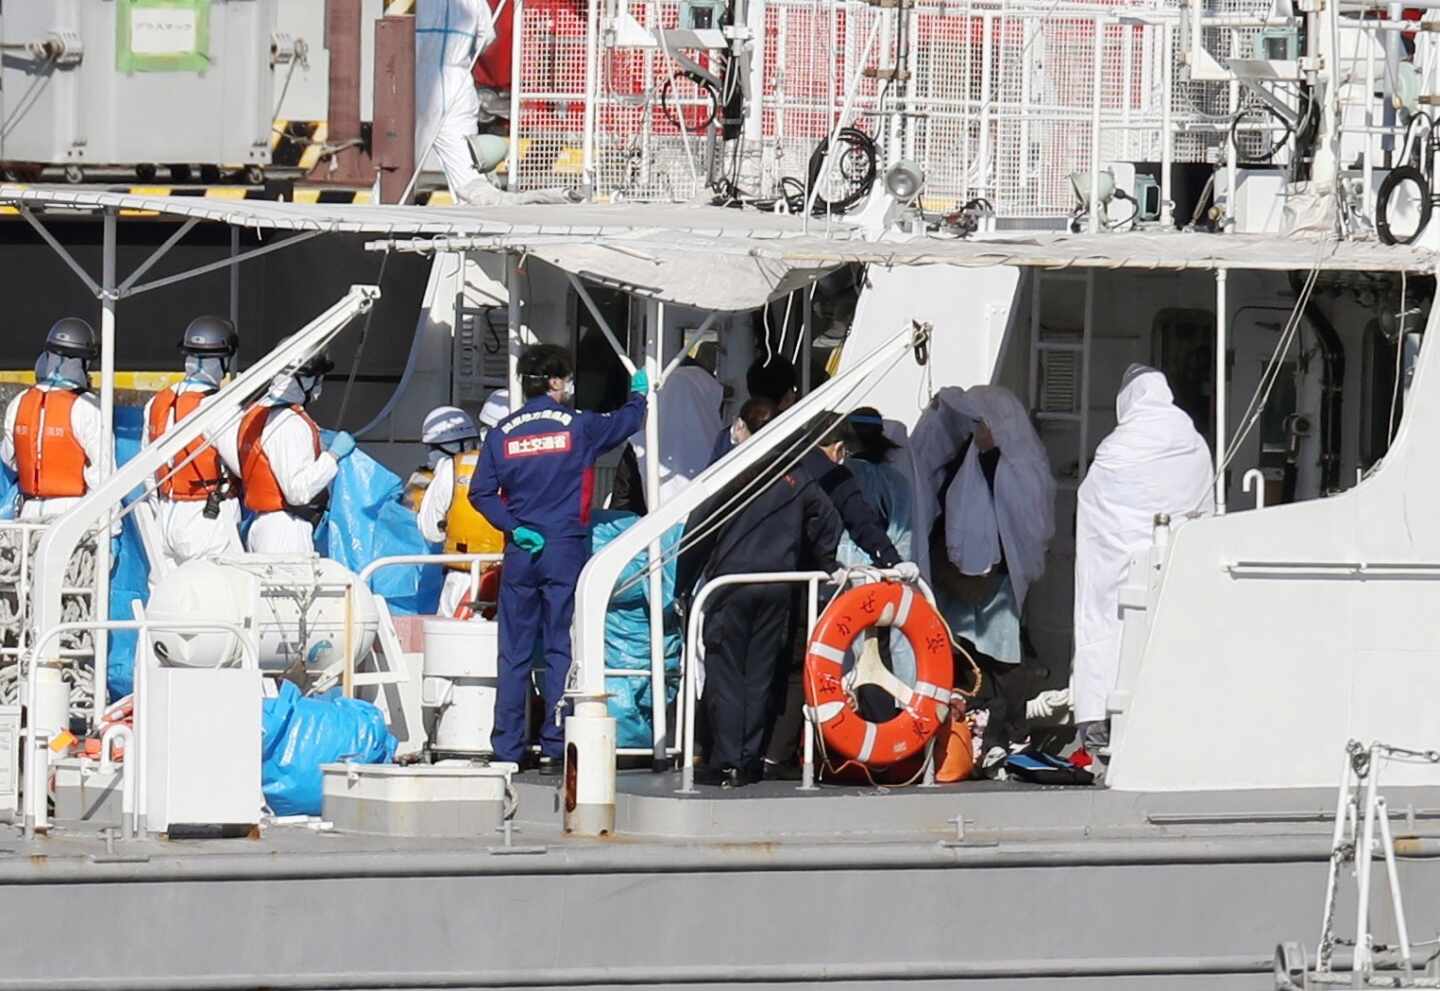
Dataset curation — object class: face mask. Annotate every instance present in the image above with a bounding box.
[559,377,575,403]
[266,372,305,406]
[34,352,87,390]
[730,419,750,446]
[184,355,226,389]
[303,375,324,403]
[426,448,446,469]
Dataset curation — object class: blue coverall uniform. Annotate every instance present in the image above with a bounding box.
[469,391,647,761]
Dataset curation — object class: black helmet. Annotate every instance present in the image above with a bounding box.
[45,317,98,359]
[294,351,334,379]
[179,315,238,357]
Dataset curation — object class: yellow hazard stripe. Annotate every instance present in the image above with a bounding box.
[0,371,184,391]
[299,123,328,172]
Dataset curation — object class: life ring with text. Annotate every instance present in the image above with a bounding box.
[803,581,953,768]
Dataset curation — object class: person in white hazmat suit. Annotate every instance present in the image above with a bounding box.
[0,319,111,522]
[1072,365,1213,760]
[415,0,497,205]
[140,316,244,583]
[417,393,508,618]
[910,385,1056,767]
[219,351,357,555]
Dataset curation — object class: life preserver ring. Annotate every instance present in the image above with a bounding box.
[803,581,954,768]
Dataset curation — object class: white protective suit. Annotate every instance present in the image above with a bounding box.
[141,377,243,581]
[627,365,724,504]
[417,394,505,617]
[910,386,1056,610]
[0,376,109,521]
[217,374,340,555]
[416,0,496,204]
[1072,367,1214,724]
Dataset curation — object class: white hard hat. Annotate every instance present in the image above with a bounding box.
[421,406,479,446]
[478,390,510,429]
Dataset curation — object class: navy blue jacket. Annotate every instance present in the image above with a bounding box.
[469,392,646,540]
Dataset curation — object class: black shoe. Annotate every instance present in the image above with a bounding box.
[763,759,803,782]
[537,755,562,777]
[693,764,739,788]
[738,763,765,786]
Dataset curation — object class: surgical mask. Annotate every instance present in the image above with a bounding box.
[559,376,575,403]
[730,419,751,446]
[34,351,87,390]
[303,374,324,403]
[184,355,227,390]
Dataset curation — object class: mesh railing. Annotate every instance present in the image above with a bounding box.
[508,0,1367,217]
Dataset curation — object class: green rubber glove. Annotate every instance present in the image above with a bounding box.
[630,367,650,394]
[512,526,545,554]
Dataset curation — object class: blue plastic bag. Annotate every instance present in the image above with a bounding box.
[590,511,684,747]
[106,407,152,700]
[260,680,397,816]
[314,436,442,616]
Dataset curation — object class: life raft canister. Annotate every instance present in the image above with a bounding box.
[803,580,954,768]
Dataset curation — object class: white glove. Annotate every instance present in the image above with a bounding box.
[829,567,850,587]
[892,562,920,582]
[1024,688,1073,722]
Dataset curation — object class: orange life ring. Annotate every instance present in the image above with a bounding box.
[803,581,954,768]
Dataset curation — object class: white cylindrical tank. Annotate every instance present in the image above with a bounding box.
[146,557,379,674]
[421,617,498,756]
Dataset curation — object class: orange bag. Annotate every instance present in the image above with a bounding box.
[933,712,975,783]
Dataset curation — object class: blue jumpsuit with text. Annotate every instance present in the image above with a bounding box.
[469,392,646,760]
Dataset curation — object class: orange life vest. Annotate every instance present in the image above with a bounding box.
[237,404,322,514]
[12,387,88,499]
[147,386,226,502]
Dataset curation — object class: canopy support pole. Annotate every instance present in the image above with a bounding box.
[93,208,117,728]
[229,227,241,331]
[20,207,100,296]
[567,273,637,374]
[507,253,523,412]
[658,311,718,387]
[1215,268,1228,514]
[644,300,667,770]
[117,218,200,295]
[123,230,326,299]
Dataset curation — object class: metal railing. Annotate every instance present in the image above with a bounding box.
[22,617,259,839]
[677,568,942,793]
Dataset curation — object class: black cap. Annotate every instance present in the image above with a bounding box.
[44,317,98,359]
[180,315,239,357]
[294,351,334,378]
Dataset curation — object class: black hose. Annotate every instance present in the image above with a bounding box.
[805,127,878,215]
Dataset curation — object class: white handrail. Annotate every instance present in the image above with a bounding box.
[358,552,503,610]
[98,723,135,839]
[22,619,258,838]
[679,571,831,794]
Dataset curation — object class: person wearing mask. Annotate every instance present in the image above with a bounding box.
[232,350,356,555]
[610,362,723,514]
[470,345,648,771]
[142,316,242,574]
[761,410,919,778]
[1,319,110,521]
[676,398,844,788]
[709,355,799,465]
[1072,365,1213,768]
[911,386,1056,773]
[416,403,504,619]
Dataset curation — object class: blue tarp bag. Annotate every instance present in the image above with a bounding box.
[260,679,397,816]
[314,435,442,616]
[590,511,684,748]
[106,407,151,700]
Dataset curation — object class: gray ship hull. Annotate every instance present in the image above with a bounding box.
[2,774,1434,991]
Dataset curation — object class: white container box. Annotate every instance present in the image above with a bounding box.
[322,762,517,837]
[1,0,279,171]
